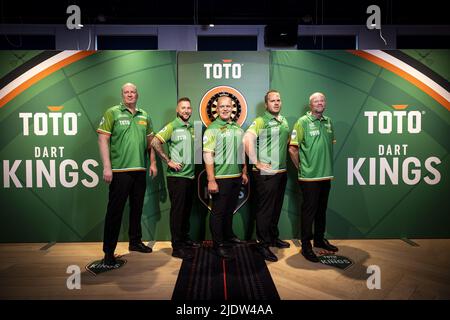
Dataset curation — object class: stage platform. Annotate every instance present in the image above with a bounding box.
[1,240,449,300]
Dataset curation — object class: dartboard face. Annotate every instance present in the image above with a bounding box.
[199,85,248,127]
[206,92,242,122]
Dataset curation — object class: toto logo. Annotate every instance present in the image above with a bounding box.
[199,85,248,127]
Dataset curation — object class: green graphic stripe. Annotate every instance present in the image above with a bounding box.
[272,62,381,162]
[274,62,449,155]
[310,51,380,77]
[402,50,450,82]
[75,63,175,97]
[64,51,137,78]
[273,63,371,95]
[386,50,450,92]
[333,68,382,162]
[17,178,83,240]
[0,51,54,88]
[61,68,96,133]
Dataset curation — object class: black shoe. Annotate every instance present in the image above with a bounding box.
[227,237,246,245]
[172,248,194,260]
[272,238,290,248]
[314,239,338,252]
[129,242,152,253]
[301,247,320,263]
[215,245,235,260]
[184,239,201,248]
[257,246,278,262]
[103,253,117,266]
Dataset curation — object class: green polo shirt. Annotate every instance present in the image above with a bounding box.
[203,118,244,179]
[290,111,336,181]
[155,117,195,179]
[97,103,153,172]
[246,111,290,173]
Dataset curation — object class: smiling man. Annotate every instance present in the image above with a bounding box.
[203,95,248,260]
[151,97,200,260]
[97,83,157,266]
[289,92,338,263]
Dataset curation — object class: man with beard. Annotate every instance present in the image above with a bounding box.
[151,97,200,260]
[243,90,290,262]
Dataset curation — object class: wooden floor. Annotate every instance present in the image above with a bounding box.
[0,240,449,300]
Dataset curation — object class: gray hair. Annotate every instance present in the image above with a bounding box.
[309,92,325,105]
[121,82,137,93]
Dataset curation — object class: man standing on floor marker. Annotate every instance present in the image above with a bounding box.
[97,83,157,266]
[289,92,338,263]
[151,97,200,260]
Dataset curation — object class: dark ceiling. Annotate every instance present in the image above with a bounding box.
[1,0,449,25]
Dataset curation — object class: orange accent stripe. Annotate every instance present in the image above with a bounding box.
[47,106,64,112]
[392,104,408,110]
[96,130,111,136]
[154,134,166,144]
[349,50,450,111]
[0,51,96,109]
[222,59,232,63]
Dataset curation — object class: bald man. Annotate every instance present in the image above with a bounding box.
[203,95,248,260]
[289,92,338,263]
[97,83,157,266]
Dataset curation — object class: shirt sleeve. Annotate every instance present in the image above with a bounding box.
[330,119,336,144]
[97,109,114,135]
[146,114,154,136]
[246,117,264,136]
[155,123,173,144]
[289,120,304,146]
[202,128,216,153]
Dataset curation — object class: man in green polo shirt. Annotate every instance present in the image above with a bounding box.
[203,95,248,260]
[243,90,290,262]
[289,92,338,263]
[97,83,157,266]
[151,97,200,260]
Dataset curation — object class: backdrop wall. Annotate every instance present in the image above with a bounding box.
[0,49,448,242]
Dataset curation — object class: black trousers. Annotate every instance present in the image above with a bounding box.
[167,176,194,249]
[298,180,331,245]
[103,171,146,254]
[252,171,287,247]
[210,177,242,245]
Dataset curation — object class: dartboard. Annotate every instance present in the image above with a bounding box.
[199,85,248,127]
[206,92,242,122]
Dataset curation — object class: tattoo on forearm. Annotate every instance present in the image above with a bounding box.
[151,139,170,163]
